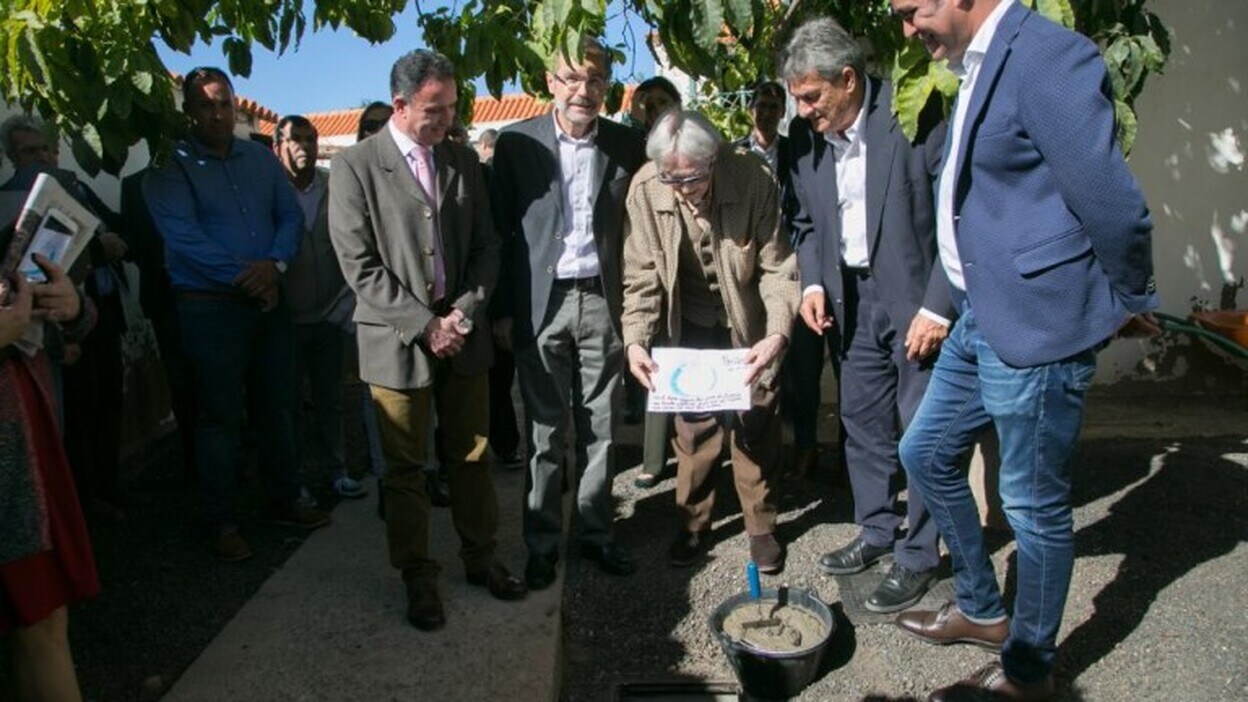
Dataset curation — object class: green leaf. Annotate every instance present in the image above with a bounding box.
[1034,0,1075,28]
[692,0,724,50]
[131,69,154,95]
[70,123,103,177]
[1114,97,1137,157]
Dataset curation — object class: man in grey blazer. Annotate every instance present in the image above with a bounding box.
[329,49,526,632]
[784,18,954,614]
[490,37,646,590]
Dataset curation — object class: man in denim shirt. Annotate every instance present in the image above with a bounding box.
[144,66,330,562]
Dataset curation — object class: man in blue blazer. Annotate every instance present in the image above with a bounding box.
[888,1,1158,700]
[783,17,954,614]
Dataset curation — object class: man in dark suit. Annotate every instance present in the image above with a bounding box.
[490,37,646,590]
[329,49,526,631]
[888,1,1158,699]
[783,17,954,614]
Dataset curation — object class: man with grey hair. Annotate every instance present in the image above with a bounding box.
[329,49,526,631]
[474,128,498,164]
[783,16,953,613]
[623,109,797,571]
[491,37,646,590]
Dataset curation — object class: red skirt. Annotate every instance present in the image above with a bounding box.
[0,359,100,632]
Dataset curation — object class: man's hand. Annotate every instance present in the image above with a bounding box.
[233,260,280,298]
[30,254,81,323]
[904,314,949,361]
[257,286,279,313]
[799,291,834,335]
[627,344,659,391]
[1116,312,1162,339]
[62,342,83,366]
[0,275,34,348]
[423,315,467,358]
[744,333,788,385]
[492,318,513,352]
[99,231,128,263]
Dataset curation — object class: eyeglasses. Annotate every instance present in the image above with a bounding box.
[658,170,711,187]
[552,72,608,93]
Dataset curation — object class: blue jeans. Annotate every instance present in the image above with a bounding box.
[899,305,1096,683]
[178,296,301,531]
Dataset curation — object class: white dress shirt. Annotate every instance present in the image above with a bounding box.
[802,79,870,300]
[937,0,1015,292]
[553,113,601,280]
[747,134,780,174]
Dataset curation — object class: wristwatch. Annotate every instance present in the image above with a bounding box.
[272,259,288,274]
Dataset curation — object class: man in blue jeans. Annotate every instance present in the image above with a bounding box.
[887,1,1159,700]
[145,67,331,562]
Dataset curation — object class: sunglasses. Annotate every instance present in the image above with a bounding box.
[658,170,711,187]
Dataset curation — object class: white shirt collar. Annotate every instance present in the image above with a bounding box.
[387,118,425,158]
[952,0,1014,79]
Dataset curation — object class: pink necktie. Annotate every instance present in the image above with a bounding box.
[411,145,446,301]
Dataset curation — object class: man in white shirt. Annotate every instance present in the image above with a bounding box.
[490,37,647,590]
[783,17,954,614]
[889,1,1157,700]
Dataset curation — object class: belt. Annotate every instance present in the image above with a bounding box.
[551,276,601,292]
[842,265,871,279]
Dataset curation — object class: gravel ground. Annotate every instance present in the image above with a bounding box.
[561,433,1248,701]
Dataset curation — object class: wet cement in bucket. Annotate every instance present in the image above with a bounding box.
[720,600,828,653]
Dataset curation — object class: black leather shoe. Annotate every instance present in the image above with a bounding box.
[580,542,636,576]
[866,562,937,613]
[817,534,891,575]
[927,662,1055,701]
[405,579,446,631]
[525,553,558,591]
[467,562,528,601]
[668,530,712,567]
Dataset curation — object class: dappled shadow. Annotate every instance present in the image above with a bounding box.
[1057,437,1248,681]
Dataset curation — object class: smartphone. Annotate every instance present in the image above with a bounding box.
[19,208,77,283]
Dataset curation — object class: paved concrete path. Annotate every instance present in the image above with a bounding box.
[163,465,559,702]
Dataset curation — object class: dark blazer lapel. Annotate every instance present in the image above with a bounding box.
[435,141,457,209]
[536,116,567,233]
[864,79,894,264]
[954,2,1027,198]
[433,141,458,270]
[590,122,614,247]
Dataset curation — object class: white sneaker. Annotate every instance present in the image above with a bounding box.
[332,476,368,499]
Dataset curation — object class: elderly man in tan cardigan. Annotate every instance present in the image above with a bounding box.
[622,109,799,573]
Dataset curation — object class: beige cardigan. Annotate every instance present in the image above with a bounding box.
[621,146,798,387]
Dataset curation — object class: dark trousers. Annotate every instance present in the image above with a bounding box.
[293,321,348,483]
[488,339,521,460]
[782,317,826,452]
[831,270,939,572]
[64,291,124,508]
[178,296,301,532]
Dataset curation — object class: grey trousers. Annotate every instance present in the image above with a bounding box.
[516,285,622,556]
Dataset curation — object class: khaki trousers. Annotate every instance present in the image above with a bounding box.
[370,370,494,581]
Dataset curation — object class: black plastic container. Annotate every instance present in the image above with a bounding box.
[708,587,835,700]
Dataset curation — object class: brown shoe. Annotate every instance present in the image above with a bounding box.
[927,662,1055,701]
[466,562,528,601]
[749,533,784,574]
[405,579,446,631]
[273,504,331,530]
[896,601,1009,650]
[212,529,253,562]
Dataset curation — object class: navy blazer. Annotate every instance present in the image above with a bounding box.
[949,3,1156,367]
[490,115,646,347]
[788,79,952,347]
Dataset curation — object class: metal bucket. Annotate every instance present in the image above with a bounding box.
[708,587,835,700]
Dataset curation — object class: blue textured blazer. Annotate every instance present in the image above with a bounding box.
[949,3,1157,367]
